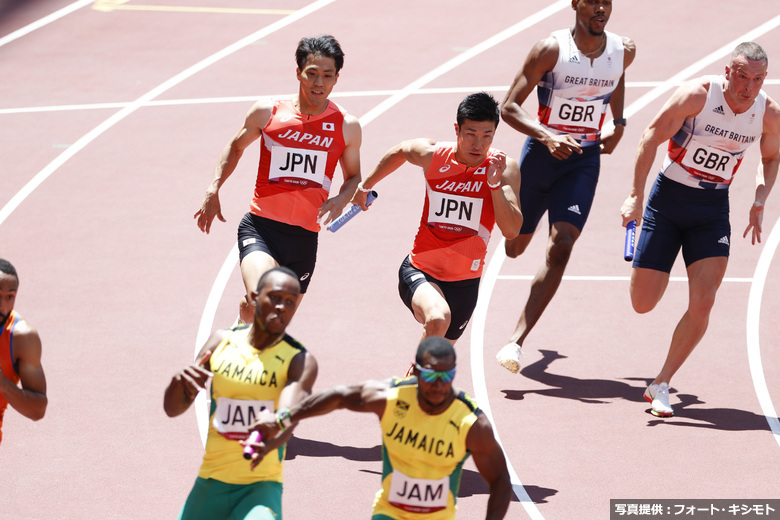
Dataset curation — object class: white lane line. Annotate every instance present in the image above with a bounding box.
[10,78,780,116]
[497,275,753,283]
[0,0,93,48]
[471,15,780,517]
[0,0,337,229]
[746,220,780,447]
[470,239,545,520]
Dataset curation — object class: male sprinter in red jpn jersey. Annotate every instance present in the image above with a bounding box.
[194,35,362,323]
[353,93,523,345]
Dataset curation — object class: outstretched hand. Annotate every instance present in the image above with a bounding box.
[194,190,226,234]
[743,203,765,245]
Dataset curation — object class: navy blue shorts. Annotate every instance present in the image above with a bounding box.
[517,136,601,234]
[397,256,480,340]
[633,175,731,273]
[237,213,318,293]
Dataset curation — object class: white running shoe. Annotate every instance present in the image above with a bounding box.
[496,343,522,374]
[643,382,674,417]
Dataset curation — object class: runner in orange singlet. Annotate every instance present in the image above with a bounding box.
[353,93,523,344]
[194,35,362,323]
[0,259,47,445]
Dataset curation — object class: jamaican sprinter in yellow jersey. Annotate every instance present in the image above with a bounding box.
[165,267,318,520]
[245,336,512,520]
[198,324,305,484]
[372,378,480,519]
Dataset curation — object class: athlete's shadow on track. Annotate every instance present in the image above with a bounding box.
[286,438,556,502]
[286,436,382,462]
[501,350,774,433]
[645,393,774,432]
[501,349,649,404]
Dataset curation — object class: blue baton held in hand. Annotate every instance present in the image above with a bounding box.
[624,220,636,262]
[327,190,378,232]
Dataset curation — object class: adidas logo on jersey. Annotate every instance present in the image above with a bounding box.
[568,205,581,215]
[713,105,725,115]
[718,236,729,246]
[569,55,580,63]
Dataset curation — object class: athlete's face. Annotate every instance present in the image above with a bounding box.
[573,0,611,36]
[454,119,496,168]
[253,272,301,335]
[415,352,456,411]
[725,55,767,110]
[0,272,18,325]
[296,54,339,107]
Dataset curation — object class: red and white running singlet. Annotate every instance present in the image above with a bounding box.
[536,29,625,145]
[409,143,499,281]
[250,98,347,231]
[662,76,767,189]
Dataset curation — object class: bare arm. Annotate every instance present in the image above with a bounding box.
[246,378,390,455]
[600,37,636,155]
[194,100,273,233]
[247,349,320,459]
[352,138,437,209]
[744,95,780,244]
[500,37,581,160]
[163,330,225,417]
[466,414,512,519]
[620,78,709,226]
[318,115,364,225]
[0,320,47,421]
[489,153,523,239]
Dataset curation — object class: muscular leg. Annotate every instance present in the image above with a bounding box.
[239,251,279,323]
[410,282,456,345]
[504,232,534,258]
[508,221,581,346]
[629,267,671,314]
[652,256,728,385]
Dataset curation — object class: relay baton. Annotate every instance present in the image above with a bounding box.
[327,190,378,232]
[624,220,636,262]
[243,430,263,460]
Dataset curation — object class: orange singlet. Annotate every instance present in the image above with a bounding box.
[250,97,347,232]
[0,310,21,445]
[410,143,498,281]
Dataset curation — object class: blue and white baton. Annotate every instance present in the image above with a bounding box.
[624,220,636,262]
[327,190,378,232]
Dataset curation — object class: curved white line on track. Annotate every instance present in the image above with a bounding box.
[746,219,780,447]
[470,241,545,520]
[0,0,93,48]
[470,14,780,518]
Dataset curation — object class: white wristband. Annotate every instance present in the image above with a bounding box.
[357,183,371,193]
[486,179,501,190]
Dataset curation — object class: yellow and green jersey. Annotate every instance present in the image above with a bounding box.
[372,378,481,520]
[198,324,305,485]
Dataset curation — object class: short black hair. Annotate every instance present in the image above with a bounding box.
[0,259,18,280]
[416,336,456,365]
[456,92,500,128]
[295,35,345,73]
[256,266,300,293]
